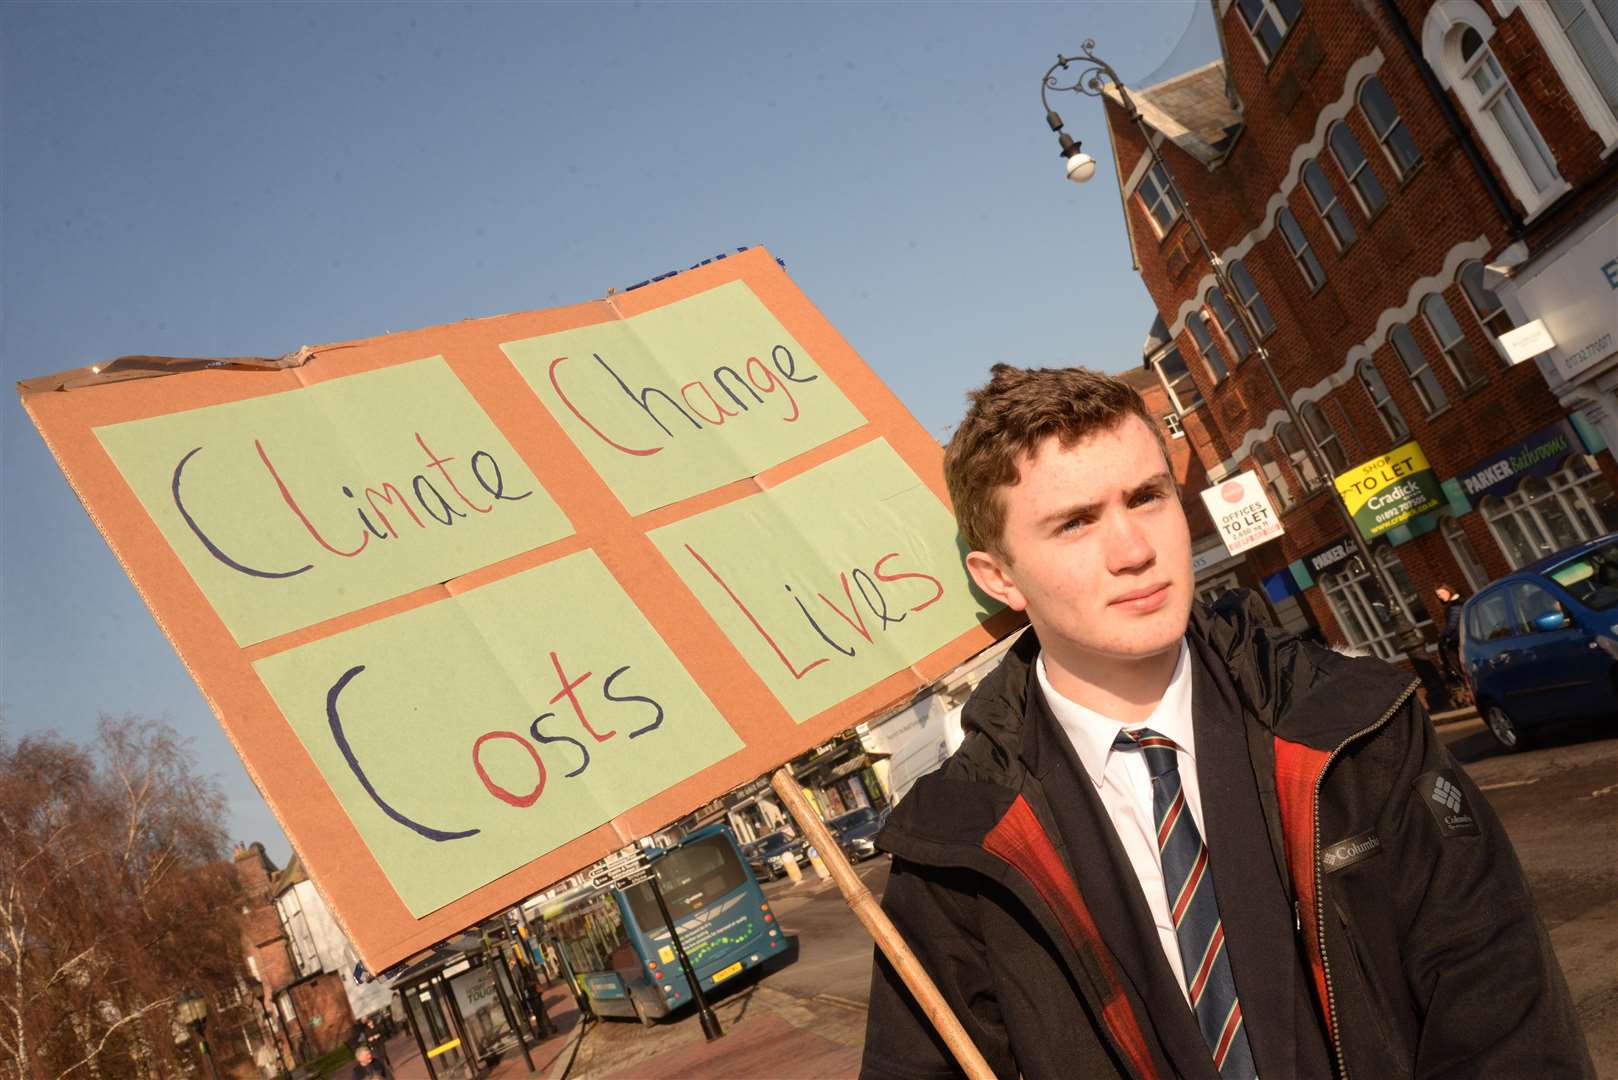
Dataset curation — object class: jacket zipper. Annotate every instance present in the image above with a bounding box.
[1313,678,1419,1080]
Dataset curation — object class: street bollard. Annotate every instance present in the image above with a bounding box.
[806,846,831,881]
[781,850,804,884]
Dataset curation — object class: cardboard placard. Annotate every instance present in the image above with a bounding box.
[18,249,1016,972]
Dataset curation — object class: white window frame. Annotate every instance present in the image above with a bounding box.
[1423,3,1568,214]
[1389,323,1448,415]
[1228,259,1276,338]
[1276,420,1324,490]
[1357,75,1424,179]
[1319,557,1403,661]
[1376,545,1435,628]
[1421,291,1488,389]
[1442,516,1490,592]
[1358,357,1409,440]
[1153,345,1205,413]
[1136,161,1183,236]
[1301,160,1358,250]
[1458,259,1516,345]
[1328,120,1388,218]
[1235,0,1303,64]
[1164,411,1187,439]
[1479,454,1618,567]
[1495,0,1618,153]
[1277,208,1326,291]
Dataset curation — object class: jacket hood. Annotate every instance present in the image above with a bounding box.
[929,589,1415,799]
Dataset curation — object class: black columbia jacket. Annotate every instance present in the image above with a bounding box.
[862,598,1591,1079]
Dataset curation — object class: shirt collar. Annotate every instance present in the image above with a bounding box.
[1036,638,1195,788]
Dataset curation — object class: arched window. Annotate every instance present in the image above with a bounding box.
[1206,287,1254,363]
[1376,545,1434,627]
[1462,26,1561,199]
[1228,259,1276,338]
[1301,161,1357,250]
[1442,516,1489,592]
[1277,208,1326,290]
[1186,311,1231,382]
[1328,121,1388,217]
[1358,357,1408,440]
[1252,441,1294,510]
[1236,0,1303,63]
[1318,554,1404,660]
[1301,401,1348,473]
[1421,292,1488,388]
[1276,420,1322,489]
[1480,454,1618,567]
[1357,76,1423,178]
[1501,0,1618,145]
[1459,260,1517,340]
[1389,323,1448,414]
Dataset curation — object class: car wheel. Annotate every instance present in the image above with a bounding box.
[1482,702,1528,752]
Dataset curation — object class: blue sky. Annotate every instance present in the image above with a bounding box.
[1,1,1218,864]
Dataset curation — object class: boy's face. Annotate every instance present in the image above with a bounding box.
[965,415,1193,671]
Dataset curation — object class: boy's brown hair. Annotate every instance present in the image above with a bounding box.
[943,363,1163,559]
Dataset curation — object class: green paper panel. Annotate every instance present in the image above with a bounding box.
[252,550,741,916]
[648,439,1000,722]
[94,357,573,646]
[501,280,867,515]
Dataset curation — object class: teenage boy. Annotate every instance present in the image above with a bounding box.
[861,365,1590,1079]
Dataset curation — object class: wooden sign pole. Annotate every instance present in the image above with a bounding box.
[768,768,995,1080]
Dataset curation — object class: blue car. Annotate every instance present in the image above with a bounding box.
[1460,533,1618,750]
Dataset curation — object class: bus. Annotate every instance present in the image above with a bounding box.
[533,823,788,1024]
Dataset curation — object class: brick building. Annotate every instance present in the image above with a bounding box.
[234,842,384,1066]
[1100,0,1618,661]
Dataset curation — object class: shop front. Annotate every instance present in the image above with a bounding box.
[1454,418,1618,571]
[1498,199,1618,453]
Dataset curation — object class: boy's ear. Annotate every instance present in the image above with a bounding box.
[965,549,1028,613]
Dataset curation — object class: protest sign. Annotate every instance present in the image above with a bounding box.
[1199,470,1283,555]
[18,248,1016,971]
[1333,440,1444,540]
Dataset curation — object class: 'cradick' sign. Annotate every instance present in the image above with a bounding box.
[1334,440,1444,540]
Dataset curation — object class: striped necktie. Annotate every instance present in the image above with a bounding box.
[1114,727,1256,1080]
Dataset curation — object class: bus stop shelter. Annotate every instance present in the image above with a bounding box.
[386,925,546,1080]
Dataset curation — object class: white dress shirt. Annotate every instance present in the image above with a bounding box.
[1036,639,1201,1001]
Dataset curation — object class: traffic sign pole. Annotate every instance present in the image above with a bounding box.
[648,872,724,1041]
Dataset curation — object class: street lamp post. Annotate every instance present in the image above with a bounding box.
[1040,40,1427,664]
[176,991,219,1080]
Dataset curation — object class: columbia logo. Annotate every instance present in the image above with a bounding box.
[1432,776,1463,813]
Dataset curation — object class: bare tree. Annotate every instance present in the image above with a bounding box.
[0,716,245,1080]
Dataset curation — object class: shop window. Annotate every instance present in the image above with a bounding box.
[1154,345,1204,412]
[1228,259,1276,338]
[1206,287,1254,363]
[1302,161,1358,250]
[1480,454,1618,568]
[1376,545,1434,627]
[1276,420,1323,489]
[1389,323,1448,414]
[1187,311,1231,382]
[1459,260,1518,341]
[1236,0,1303,63]
[1277,208,1326,291]
[1328,121,1388,218]
[1358,357,1408,441]
[1253,441,1294,511]
[1319,555,1404,661]
[1421,292,1488,388]
[1442,516,1490,592]
[1357,76,1423,179]
[1301,400,1349,474]
[1137,161,1183,235]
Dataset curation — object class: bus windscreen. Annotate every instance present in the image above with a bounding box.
[624,835,747,929]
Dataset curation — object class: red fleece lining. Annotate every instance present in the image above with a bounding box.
[1273,736,1334,1042]
[983,794,1159,1080]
